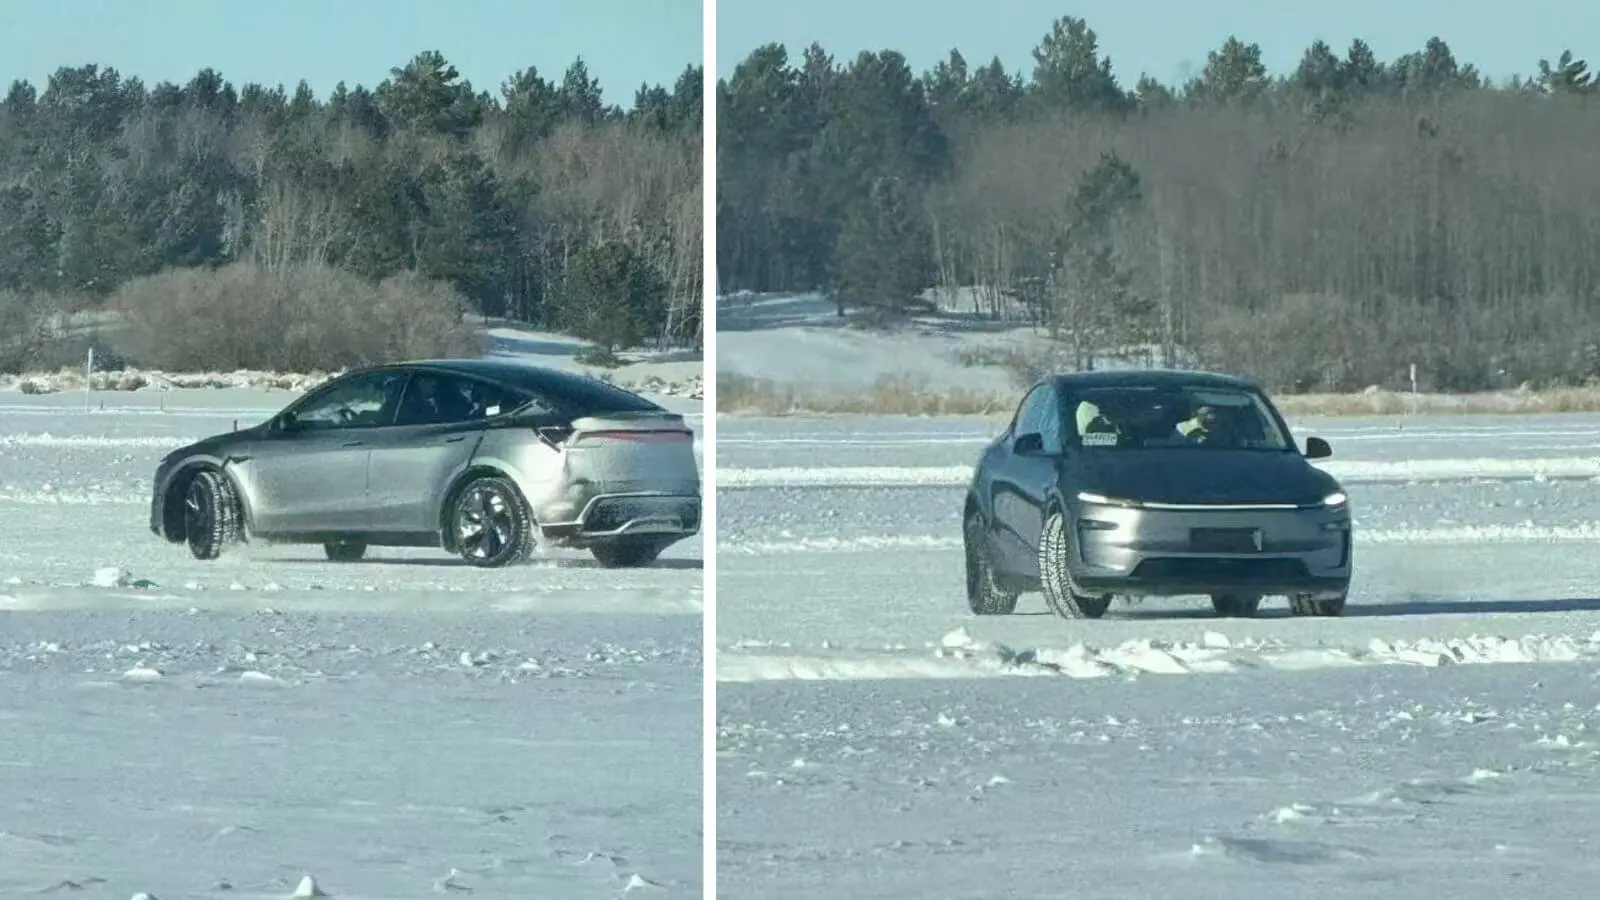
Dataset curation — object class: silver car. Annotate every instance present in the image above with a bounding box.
[150,359,701,568]
[963,370,1351,619]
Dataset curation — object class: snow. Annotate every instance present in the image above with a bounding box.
[0,390,703,898]
[716,409,1600,898]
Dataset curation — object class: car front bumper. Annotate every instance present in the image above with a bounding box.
[1068,499,1352,597]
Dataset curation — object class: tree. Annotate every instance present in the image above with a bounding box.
[832,174,931,318]
[559,240,668,354]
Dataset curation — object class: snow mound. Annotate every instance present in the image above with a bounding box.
[716,628,1600,682]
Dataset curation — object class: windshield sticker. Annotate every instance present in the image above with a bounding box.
[1081,432,1118,447]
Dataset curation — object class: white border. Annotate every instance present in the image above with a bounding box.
[699,0,718,894]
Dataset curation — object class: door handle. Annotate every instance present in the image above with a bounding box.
[342,440,365,447]
[443,436,466,443]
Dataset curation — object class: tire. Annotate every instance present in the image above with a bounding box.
[1211,593,1263,617]
[324,540,367,562]
[1290,592,1347,617]
[1038,508,1112,619]
[183,468,241,561]
[963,511,1018,615]
[591,540,664,568]
[449,475,532,568]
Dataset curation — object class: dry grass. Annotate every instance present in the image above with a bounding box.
[717,375,1600,418]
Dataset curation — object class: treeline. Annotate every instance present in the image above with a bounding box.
[717,21,1600,392]
[0,52,702,373]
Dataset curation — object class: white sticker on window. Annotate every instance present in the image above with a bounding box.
[1081,432,1118,446]
[485,405,500,416]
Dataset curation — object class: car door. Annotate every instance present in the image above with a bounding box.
[363,371,493,537]
[989,384,1058,573]
[232,369,406,536]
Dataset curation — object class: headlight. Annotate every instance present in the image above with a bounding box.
[1077,491,1139,508]
[1322,491,1348,508]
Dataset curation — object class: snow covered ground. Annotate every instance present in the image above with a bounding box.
[716,411,1600,898]
[0,390,703,899]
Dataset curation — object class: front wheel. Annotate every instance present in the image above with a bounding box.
[591,540,665,568]
[183,469,241,560]
[1290,592,1346,617]
[1038,509,1111,619]
[964,512,1018,615]
[450,475,533,568]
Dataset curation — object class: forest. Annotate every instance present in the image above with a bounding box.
[0,52,702,374]
[717,19,1600,393]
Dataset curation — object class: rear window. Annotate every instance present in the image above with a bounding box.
[543,373,663,416]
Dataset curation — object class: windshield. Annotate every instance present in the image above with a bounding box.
[1064,384,1291,451]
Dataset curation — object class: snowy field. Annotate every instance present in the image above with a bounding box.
[716,411,1600,898]
[0,389,703,899]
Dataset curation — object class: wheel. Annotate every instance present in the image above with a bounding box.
[1038,508,1112,619]
[964,511,1018,615]
[450,475,532,568]
[591,540,665,568]
[183,468,241,561]
[1211,593,1263,617]
[324,539,367,562]
[1290,592,1347,617]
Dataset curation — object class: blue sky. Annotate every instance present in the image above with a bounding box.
[0,0,701,102]
[718,0,1597,87]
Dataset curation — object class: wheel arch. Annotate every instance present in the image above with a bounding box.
[437,463,532,552]
[160,458,251,542]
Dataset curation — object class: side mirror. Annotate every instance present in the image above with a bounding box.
[276,411,300,433]
[1014,432,1046,456]
[1304,436,1332,460]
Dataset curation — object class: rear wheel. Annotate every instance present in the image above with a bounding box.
[324,539,367,562]
[1211,592,1263,617]
[591,540,664,568]
[450,475,532,568]
[1290,592,1347,617]
[183,469,241,561]
[1038,509,1111,619]
[963,511,1018,615]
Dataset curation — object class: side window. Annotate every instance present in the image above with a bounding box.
[1037,391,1064,454]
[291,371,407,430]
[396,372,481,427]
[1013,386,1049,437]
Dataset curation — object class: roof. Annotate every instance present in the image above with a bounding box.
[1044,368,1260,391]
[382,358,662,411]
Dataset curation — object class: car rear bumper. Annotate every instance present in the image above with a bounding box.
[539,492,701,543]
[1069,499,1352,597]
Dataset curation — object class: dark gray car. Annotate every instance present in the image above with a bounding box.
[963,370,1351,619]
[150,359,701,568]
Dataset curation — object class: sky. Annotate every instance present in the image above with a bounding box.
[717,0,1599,87]
[0,0,702,104]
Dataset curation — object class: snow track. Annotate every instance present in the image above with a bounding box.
[717,411,1600,898]
[0,390,703,898]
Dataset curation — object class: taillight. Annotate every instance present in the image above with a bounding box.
[573,429,693,444]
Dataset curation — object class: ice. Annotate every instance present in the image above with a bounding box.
[0,389,703,898]
[717,410,1600,898]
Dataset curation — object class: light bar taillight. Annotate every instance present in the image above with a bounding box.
[574,429,693,444]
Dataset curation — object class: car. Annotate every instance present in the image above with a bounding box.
[150,359,701,568]
[962,369,1351,619]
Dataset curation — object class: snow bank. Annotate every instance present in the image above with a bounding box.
[716,626,1600,682]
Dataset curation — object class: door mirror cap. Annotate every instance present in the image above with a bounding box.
[1304,436,1332,459]
[1014,432,1046,455]
[276,411,300,432]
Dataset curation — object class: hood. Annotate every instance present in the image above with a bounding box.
[1075,448,1339,506]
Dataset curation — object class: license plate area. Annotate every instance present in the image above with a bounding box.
[1190,527,1262,553]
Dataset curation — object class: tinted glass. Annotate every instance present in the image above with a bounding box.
[1062,384,1290,451]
